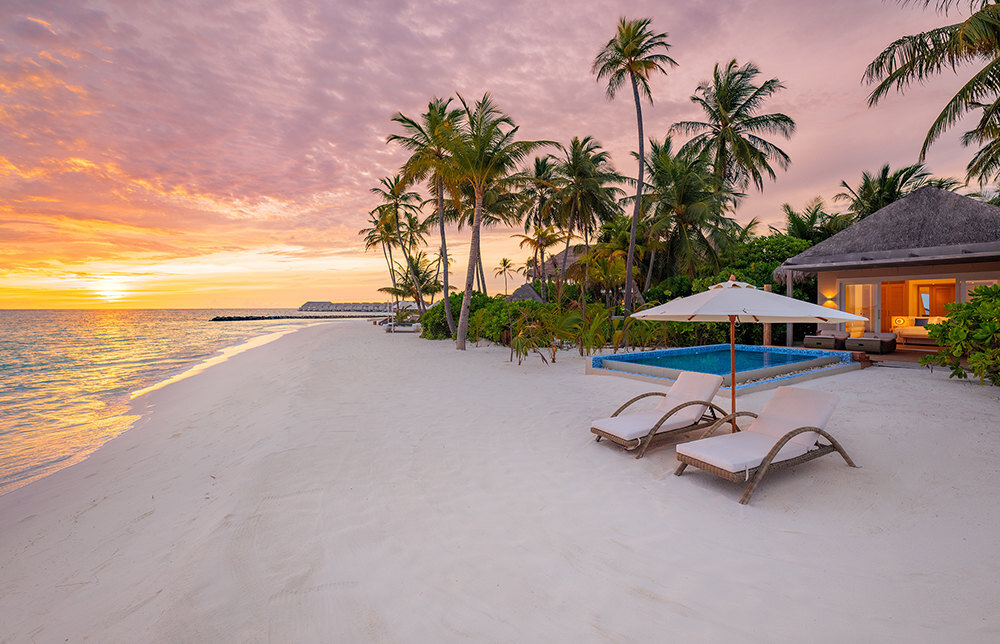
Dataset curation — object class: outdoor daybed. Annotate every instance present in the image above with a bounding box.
[844,332,897,354]
[674,386,857,504]
[803,329,848,350]
[590,371,726,459]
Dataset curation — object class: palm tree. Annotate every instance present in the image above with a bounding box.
[512,225,567,302]
[445,93,549,350]
[592,17,677,313]
[864,1,1000,183]
[634,137,734,279]
[770,197,853,242]
[359,211,399,305]
[378,251,443,304]
[834,163,932,219]
[370,175,427,314]
[514,155,560,231]
[495,257,517,297]
[551,136,624,287]
[672,59,795,193]
[388,97,463,335]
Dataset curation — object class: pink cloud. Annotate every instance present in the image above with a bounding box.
[0,0,984,304]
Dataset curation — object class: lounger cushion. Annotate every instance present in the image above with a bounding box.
[746,386,838,448]
[591,411,705,442]
[654,372,724,425]
[676,430,809,473]
[591,371,724,441]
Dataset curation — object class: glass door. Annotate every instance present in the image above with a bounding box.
[841,282,877,336]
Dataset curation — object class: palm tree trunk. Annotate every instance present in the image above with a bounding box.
[456,191,484,350]
[385,242,399,307]
[539,248,547,302]
[644,248,656,292]
[437,177,455,336]
[581,227,590,313]
[560,207,575,281]
[624,70,645,314]
[478,255,488,296]
[393,217,426,315]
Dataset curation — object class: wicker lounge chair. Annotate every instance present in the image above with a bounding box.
[591,371,726,459]
[674,386,857,504]
[844,332,896,354]
[803,329,848,350]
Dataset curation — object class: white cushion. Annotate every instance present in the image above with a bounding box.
[590,371,723,442]
[746,386,838,448]
[676,430,809,473]
[591,411,700,442]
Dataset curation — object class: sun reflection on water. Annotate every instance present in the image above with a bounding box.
[0,309,333,495]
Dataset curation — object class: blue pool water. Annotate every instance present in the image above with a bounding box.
[591,343,853,388]
[628,348,814,375]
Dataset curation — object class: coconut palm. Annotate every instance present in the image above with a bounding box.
[445,93,550,350]
[633,137,734,279]
[370,175,427,314]
[514,155,561,232]
[495,257,517,297]
[864,1,1000,182]
[378,251,443,304]
[592,16,677,313]
[388,97,463,335]
[551,136,624,285]
[512,225,567,302]
[834,163,933,219]
[770,197,854,242]
[359,211,399,305]
[672,59,795,194]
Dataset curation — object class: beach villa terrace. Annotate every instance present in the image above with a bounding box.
[779,187,1000,349]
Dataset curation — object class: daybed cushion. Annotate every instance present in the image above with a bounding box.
[675,430,809,473]
[745,386,838,448]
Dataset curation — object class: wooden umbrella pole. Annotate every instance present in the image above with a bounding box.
[730,316,737,433]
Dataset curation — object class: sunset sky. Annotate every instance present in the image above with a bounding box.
[0,0,981,309]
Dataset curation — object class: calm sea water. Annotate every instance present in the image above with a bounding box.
[0,310,358,496]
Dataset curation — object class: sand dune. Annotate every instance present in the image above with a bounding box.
[1,320,998,642]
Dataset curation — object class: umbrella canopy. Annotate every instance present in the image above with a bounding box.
[631,276,867,424]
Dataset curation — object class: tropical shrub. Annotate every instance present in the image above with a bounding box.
[920,284,1000,386]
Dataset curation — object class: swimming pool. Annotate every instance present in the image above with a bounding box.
[590,344,855,390]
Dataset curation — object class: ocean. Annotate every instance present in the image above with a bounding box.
[0,310,360,496]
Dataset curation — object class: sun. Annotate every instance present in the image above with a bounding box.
[91,276,129,302]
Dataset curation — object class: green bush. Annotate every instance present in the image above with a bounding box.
[420,292,495,339]
[920,284,1000,386]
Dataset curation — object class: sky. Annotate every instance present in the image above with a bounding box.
[0,0,981,308]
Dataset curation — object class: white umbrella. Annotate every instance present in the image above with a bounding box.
[632,276,867,421]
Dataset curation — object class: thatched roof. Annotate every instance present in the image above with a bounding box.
[527,246,586,279]
[507,283,543,302]
[776,187,1000,281]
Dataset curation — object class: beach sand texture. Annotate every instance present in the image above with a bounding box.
[1,320,998,642]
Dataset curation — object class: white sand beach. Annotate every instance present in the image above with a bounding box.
[1,320,999,642]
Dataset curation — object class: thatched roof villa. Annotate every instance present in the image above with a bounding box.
[777,187,1000,345]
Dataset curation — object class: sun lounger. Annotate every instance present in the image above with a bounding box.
[803,329,848,350]
[844,332,896,354]
[674,386,857,504]
[590,371,726,459]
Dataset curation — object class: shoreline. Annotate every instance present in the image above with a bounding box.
[0,318,343,498]
[1,320,998,640]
